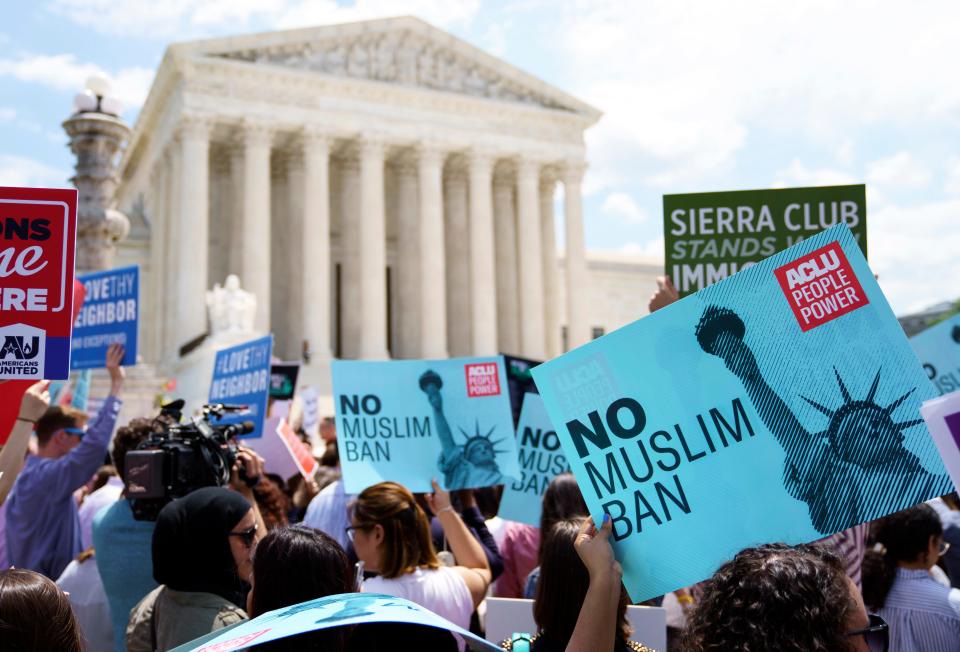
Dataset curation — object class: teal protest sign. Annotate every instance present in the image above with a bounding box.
[664,184,867,297]
[910,314,960,396]
[172,593,501,652]
[532,224,949,602]
[499,393,570,526]
[332,356,519,493]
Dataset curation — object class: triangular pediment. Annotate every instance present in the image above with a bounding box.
[176,16,599,120]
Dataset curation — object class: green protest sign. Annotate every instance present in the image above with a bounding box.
[664,184,867,296]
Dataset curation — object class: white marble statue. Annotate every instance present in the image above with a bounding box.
[206,274,257,337]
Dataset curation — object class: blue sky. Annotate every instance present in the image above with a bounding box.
[2,0,959,316]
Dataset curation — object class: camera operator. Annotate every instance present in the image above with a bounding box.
[6,343,126,579]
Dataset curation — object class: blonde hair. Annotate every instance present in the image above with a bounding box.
[354,482,439,579]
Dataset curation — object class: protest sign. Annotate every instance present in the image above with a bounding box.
[499,393,570,526]
[910,314,960,396]
[277,418,317,480]
[70,265,138,369]
[0,186,78,379]
[171,592,501,652]
[246,416,299,480]
[921,391,960,492]
[503,354,540,427]
[269,362,300,399]
[208,335,273,439]
[664,184,867,297]
[532,224,950,602]
[332,356,519,493]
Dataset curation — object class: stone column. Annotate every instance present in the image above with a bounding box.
[468,152,498,355]
[564,163,590,349]
[147,159,166,362]
[302,130,332,362]
[359,138,389,359]
[395,158,420,357]
[284,153,305,359]
[444,168,471,357]
[177,116,211,346]
[516,158,546,359]
[339,153,362,358]
[493,172,520,355]
[540,177,561,358]
[228,147,245,278]
[242,121,273,333]
[418,144,448,359]
[163,146,180,357]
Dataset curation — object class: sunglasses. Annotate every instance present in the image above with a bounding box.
[228,524,259,548]
[846,613,888,652]
[63,427,86,439]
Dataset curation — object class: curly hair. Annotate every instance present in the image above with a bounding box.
[111,417,165,481]
[683,543,857,652]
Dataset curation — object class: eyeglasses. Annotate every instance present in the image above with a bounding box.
[345,523,373,542]
[938,540,951,557]
[228,524,259,548]
[846,613,889,652]
[63,427,86,439]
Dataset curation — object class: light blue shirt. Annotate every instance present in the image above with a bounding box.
[302,479,353,550]
[879,567,960,652]
[5,396,121,578]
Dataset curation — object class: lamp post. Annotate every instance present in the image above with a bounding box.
[63,74,131,272]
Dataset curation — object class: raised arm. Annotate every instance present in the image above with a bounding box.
[427,479,491,607]
[567,516,622,652]
[0,381,50,503]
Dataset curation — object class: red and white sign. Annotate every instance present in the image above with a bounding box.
[197,629,271,652]
[277,418,318,479]
[465,362,501,397]
[0,187,78,379]
[775,240,868,332]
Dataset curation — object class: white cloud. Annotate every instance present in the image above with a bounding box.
[601,192,648,223]
[0,53,154,111]
[945,156,960,195]
[0,107,15,122]
[866,151,931,190]
[616,237,664,261]
[773,159,859,189]
[0,155,70,188]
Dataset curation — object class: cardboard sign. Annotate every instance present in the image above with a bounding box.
[910,314,960,396]
[499,393,570,526]
[664,185,867,297]
[921,391,960,492]
[332,356,519,493]
[269,362,300,399]
[0,186,78,379]
[70,265,138,369]
[171,592,502,652]
[208,335,273,439]
[277,418,317,479]
[532,224,949,602]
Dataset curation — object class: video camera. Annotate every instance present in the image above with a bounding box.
[124,400,255,521]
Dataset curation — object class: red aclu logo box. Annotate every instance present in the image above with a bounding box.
[774,240,868,332]
[465,362,501,397]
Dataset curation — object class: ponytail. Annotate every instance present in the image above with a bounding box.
[861,543,897,609]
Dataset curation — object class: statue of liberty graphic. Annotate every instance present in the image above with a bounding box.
[696,305,950,535]
[419,369,507,489]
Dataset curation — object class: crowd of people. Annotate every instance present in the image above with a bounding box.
[1,336,959,652]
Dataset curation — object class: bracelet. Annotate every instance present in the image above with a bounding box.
[437,506,456,516]
[16,417,35,424]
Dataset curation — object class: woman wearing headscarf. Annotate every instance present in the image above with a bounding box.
[126,487,262,651]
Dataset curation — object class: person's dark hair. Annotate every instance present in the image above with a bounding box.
[321,441,339,467]
[353,482,438,579]
[89,464,117,493]
[539,473,588,560]
[249,525,355,651]
[0,568,83,651]
[474,485,503,520]
[862,504,943,610]
[254,476,292,530]
[534,519,630,647]
[35,406,87,447]
[111,417,162,481]
[683,543,857,652]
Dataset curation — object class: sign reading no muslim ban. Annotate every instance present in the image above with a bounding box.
[664,184,867,297]
[332,356,519,493]
[209,334,273,439]
[921,391,960,492]
[0,186,78,379]
[532,224,950,602]
[910,314,960,396]
[499,392,570,526]
[71,265,139,369]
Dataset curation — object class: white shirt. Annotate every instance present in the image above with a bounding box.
[78,476,123,550]
[363,566,474,631]
[57,555,114,652]
[302,479,353,550]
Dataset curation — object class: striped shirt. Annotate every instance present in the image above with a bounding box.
[879,568,960,652]
[819,523,869,588]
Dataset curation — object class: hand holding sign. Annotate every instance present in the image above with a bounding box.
[105,343,125,396]
[648,276,679,314]
[18,379,51,422]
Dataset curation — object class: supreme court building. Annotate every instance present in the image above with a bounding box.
[116,16,659,390]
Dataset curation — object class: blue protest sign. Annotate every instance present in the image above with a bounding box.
[171,592,502,652]
[208,334,273,439]
[910,314,960,396]
[499,393,569,526]
[531,224,951,602]
[70,265,138,369]
[332,356,519,493]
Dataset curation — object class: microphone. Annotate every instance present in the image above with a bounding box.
[221,421,256,438]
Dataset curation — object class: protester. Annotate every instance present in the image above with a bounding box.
[427,489,504,581]
[253,473,292,530]
[930,492,960,587]
[126,487,261,651]
[57,548,113,651]
[0,567,84,651]
[78,463,123,550]
[5,344,125,578]
[303,477,353,550]
[351,480,491,630]
[684,543,882,652]
[862,504,960,650]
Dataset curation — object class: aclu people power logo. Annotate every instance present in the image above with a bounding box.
[465,362,501,397]
[775,241,868,332]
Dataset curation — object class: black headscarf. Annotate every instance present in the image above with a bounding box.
[152,487,253,607]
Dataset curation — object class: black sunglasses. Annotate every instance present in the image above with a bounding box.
[228,524,259,547]
[846,613,888,652]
